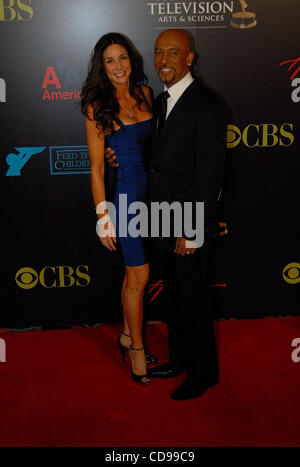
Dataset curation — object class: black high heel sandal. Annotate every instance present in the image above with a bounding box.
[128,345,151,385]
[118,331,157,365]
[117,333,127,363]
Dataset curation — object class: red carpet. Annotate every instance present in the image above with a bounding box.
[0,317,300,447]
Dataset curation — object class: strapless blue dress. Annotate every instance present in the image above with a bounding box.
[105,117,153,266]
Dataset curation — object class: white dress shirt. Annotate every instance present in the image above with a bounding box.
[163,71,198,249]
[164,71,194,119]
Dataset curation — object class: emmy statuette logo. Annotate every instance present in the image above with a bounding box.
[230,0,257,29]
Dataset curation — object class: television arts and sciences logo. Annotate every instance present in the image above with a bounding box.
[49,146,90,175]
[15,265,91,289]
[0,0,33,21]
[0,77,6,102]
[146,0,257,29]
[283,263,300,285]
[147,0,234,27]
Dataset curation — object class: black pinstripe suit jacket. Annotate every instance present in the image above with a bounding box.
[148,78,227,251]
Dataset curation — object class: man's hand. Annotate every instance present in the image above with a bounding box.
[105,147,119,167]
[174,237,197,256]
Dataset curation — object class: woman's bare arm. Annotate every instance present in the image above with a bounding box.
[86,106,116,250]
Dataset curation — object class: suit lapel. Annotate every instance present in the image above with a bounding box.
[151,80,200,158]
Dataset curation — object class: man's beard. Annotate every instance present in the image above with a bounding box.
[158,69,176,84]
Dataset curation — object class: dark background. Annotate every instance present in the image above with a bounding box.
[1,0,299,326]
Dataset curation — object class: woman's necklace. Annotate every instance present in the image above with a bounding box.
[119,100,135,118]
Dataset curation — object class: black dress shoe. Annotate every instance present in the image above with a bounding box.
[171,380,218,401]
[149,362,187,378]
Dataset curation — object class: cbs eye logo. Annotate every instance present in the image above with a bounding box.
[282,263,300,285]
[226,123,294,149]
[15,267,38,289]
[15,265,90,289]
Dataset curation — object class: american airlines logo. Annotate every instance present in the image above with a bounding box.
[0,77,6,102]
[42,61,82,102]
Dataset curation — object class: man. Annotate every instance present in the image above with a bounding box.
[107,29,227,400]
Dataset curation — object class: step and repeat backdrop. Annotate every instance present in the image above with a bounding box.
[1,0,299,326]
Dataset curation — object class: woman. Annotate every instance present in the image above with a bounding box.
[81,33,153,385]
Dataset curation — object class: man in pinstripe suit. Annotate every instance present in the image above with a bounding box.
[147,29,227,400]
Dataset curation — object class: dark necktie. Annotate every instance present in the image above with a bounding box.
[156,90,170,136]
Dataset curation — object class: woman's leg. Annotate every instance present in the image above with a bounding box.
[123,263,149,378]
[120,273,132,348]
[120,270,156,364]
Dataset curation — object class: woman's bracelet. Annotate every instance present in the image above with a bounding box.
[97,214,109,225]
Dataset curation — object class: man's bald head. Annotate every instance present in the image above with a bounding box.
[154,29,195,88]
[155,29,193,52]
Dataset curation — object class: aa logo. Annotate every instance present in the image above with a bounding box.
[5,147,46,176]
[282,263,300,285]
[42,60,82,101]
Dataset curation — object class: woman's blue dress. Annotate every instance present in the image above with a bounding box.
[105,99,153,267]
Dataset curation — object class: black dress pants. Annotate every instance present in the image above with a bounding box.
[154,243,219,385]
